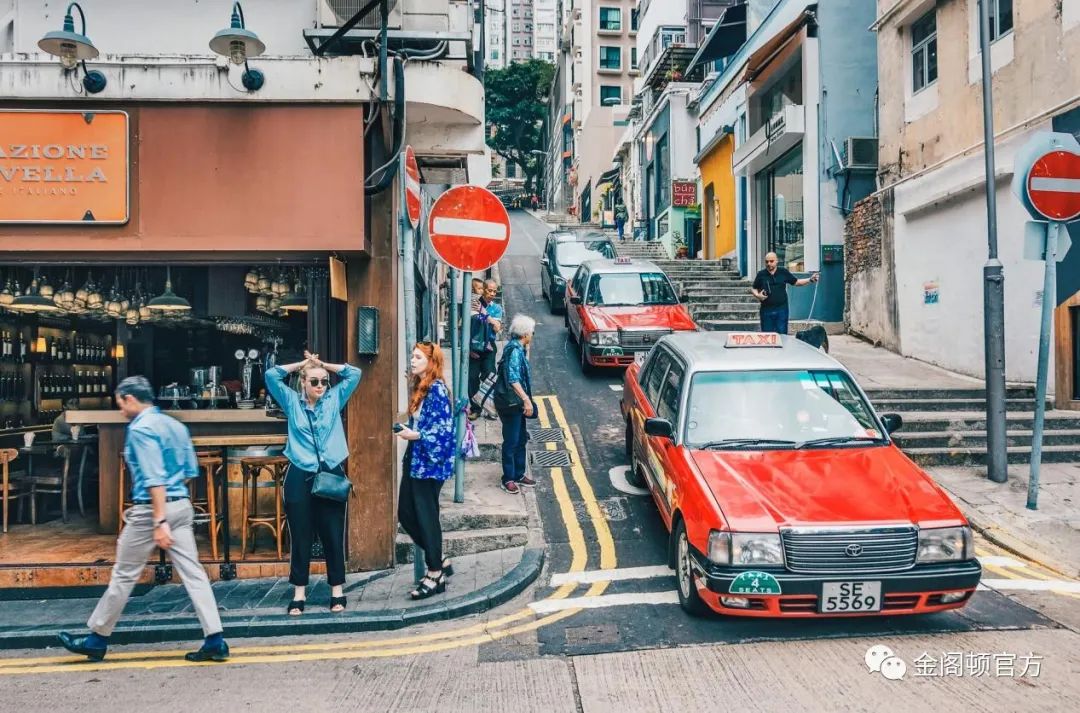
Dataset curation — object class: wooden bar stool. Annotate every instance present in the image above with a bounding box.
[238,455,288,559]
[191,450,224,560]
[1,449,31,534]
[117,456,135,533]
[28,443,82,524]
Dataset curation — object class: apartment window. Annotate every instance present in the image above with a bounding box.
[631,8,639,32]
[491,49,500,60]
[599,46,622,70]
[600,85,622,105]
[989,0,1014,40]
[631,47,638,69]
[599,7,622,32]
[911,10,937,93]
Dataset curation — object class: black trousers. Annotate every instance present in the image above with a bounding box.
[398,447,446,571]
[468,349,497,411]
[283,463,347,587]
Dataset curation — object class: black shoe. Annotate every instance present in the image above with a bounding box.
[409,572,447,600]
[57,631,107,661]
[184,640,230,662]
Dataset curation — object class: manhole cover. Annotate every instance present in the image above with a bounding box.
[527,427,565,443]
[565,624,620,646]
[529,450,573,467]
[573,496,629,522]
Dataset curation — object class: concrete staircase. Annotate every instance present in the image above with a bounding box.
[614,240,671,261]
[648,259,760,331]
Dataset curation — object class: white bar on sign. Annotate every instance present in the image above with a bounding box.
[406,176,422,196]
[432,216,507,241]
[1030,177,1080,193]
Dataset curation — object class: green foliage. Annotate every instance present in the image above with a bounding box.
[484,59,555,192]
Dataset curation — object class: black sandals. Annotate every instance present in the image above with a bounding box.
[287,600,305,616]
[409,573,446,600]
[329,596,347,613]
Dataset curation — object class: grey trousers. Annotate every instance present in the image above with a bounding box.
[88,499,223,638]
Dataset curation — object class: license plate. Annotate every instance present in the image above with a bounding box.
[819,581,882,613]
[634,352,647,366]
[601,346,624,356]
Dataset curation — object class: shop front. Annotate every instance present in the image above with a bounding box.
[0,105,399,588]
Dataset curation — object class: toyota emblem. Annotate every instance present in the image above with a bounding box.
[845,544,863,557]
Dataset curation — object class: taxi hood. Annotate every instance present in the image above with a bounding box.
[586,305,696,332]
[688,445,965,531]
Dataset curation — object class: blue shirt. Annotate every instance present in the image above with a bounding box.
[504,338,531,395]
[408,379,455,481]
[124,407,198,503]
[265,364,362,471]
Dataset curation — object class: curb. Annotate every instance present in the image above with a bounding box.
[966,513,1078,579]
[0,547,545,651]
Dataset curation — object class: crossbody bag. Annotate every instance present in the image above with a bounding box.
[303,410,353,502]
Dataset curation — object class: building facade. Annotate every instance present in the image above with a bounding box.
[859,0,1080,405]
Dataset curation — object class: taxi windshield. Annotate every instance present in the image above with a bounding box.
[586,272,677,306]
[557,241,615,267]
[683,369,885,449]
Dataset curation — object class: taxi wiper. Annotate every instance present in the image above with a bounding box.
[699,438,797,450]
[796,436,881,449]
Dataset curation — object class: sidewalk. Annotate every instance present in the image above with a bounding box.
[829,335,1080,578]
[0,397,543,651]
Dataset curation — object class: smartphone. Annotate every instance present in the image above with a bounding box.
[392,423,405,433]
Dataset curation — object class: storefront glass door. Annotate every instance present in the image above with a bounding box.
[759,146,805,272]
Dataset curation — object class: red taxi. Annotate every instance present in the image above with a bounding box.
[621,331,981,617]
[565,258,697,372]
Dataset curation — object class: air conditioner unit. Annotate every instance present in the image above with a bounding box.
[317,0,402,30]
[842,137,878,171]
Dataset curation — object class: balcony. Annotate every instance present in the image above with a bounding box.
[638,26,703,95]
[732,104,805,175]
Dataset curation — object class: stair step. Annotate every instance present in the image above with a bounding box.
[691,309,761,321]
[896,414,1080,432]
[894,429,1080,449]
[903,445,1080,466]
[698,320,763,332]
[394,526,528,564]
[872,398,1050,412]
[862,387,1037,400]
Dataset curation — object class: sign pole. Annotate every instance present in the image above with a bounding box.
[1028,222,1059,510]
[455,270,472,504]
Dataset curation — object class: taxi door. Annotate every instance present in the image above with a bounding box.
[647,356,687,522]
[566,267,589,341]
[630,348,677,524]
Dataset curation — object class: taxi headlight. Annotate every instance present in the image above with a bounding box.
[731,533,784,566]
[917,526,973,563]
[590,331,619,346]
[707,530,730,565]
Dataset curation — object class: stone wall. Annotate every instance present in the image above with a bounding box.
[844,190,900,349]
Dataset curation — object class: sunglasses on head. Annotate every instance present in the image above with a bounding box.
[308,378,330,387]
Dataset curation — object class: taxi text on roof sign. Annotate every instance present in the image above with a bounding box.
[614,257,633,264]
[725,332,782,348]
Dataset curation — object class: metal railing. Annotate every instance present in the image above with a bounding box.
[638,25,687,80]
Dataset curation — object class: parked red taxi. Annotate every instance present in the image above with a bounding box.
[565,257,697,372]
[621,331,982,617]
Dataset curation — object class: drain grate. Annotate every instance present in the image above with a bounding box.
[528,427,565,443]
[529,450,573,467]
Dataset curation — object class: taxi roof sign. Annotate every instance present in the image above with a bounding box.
[725,332,782,348]
[614,257,633,264]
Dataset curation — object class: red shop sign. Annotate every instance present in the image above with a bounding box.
[672,180,697,207]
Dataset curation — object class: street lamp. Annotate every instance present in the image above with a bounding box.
[37,2,107,94]
[209,2,266,91]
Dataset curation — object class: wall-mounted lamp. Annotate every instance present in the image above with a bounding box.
[113,344,126,360]
[37,2,107,94]
[35,336,47,354]
[210,2,266,91]
[357,306,379,356]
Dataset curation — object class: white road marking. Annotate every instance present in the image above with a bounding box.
[981,578,1080,593]
[549,565,672,586]
[1030,177,1080,193]
[609,384,623,392]
[432,216,508,241]
[529,591,679,614]
[978,555,1027,568]
[609,465,650,496]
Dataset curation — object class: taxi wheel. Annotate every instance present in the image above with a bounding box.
[674,520,711,617]
[579,340,595,375]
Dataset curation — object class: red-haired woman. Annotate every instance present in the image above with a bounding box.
[394,341,456,600]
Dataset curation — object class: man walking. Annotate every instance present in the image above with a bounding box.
[750,252,818,335]
[58,376,228,662]
[469,279,504,420]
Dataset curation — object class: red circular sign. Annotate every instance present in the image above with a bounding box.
[1026,149,1080,222]
[427,185,511,272]
[404,146,421,229]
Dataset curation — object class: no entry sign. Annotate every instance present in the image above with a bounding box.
[404,146,422,229]
[1026,149,1080,223]
[427,185,511,272]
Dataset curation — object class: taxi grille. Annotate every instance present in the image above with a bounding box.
[781,526,918,574]
[618,329,671,349]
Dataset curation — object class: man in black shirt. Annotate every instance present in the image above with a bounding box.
[751,252,819,334]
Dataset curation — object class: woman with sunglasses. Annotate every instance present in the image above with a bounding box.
[265,350,361,616]
[394,341,455,600]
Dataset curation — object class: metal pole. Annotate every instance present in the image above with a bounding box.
[1028,223,1058,509]
[454,270,472,503]
[977,0,1009,484]
[449,270,460,397]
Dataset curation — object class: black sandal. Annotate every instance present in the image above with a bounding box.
[442,559,455,577]
[409,573,446,600]
[329,596,347,613]
[287,600,305,616]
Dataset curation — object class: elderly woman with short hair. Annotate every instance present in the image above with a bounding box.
[496,315,536,494]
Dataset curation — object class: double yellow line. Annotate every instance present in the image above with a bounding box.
[0,395,616,675]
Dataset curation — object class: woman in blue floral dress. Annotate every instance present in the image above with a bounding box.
[394,341,455,599]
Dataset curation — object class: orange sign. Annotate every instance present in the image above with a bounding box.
[0,110,129,224]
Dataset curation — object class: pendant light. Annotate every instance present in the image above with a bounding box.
[280,273,308,312]
[0,277,14,306]
[11,268,60,313]
[147,266,191,312]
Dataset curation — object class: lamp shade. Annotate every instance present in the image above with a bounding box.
[11,293,60,312]
[38,8,100,69]
[209,5,265,63]
[148,267,191,312]
[280,292,308,312]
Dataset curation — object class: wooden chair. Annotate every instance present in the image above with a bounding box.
[238,455,288,559]
[191,450,225,560]
[117,456,135,533]
[28,443,83,524]
[1,448,31,534]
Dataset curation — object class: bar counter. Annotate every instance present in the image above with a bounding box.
[66,409,287,534]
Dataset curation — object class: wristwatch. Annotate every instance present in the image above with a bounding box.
[154,518,168,528]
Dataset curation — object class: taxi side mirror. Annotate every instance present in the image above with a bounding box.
[880,413,903,434]
[569,295,583,305]
[540,257,550,266]
[644,417,674,440]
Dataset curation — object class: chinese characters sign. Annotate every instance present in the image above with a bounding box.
[0,110,129,224]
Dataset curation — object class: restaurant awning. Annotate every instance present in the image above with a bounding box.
[596,166,621,189]
[686,2,748,74]
[740,9,815,84]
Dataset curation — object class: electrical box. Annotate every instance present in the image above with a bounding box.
[822,245,844,264]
